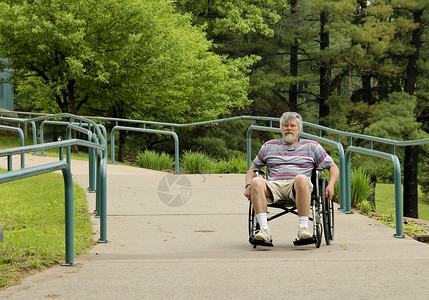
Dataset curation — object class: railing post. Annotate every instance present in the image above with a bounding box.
[246,127,252,170]
[61,162,77,266]
[98,152,108,243]
[392,155,404,238]
[344,150,353,214]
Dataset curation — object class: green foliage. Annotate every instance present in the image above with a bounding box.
[0,0,255,122]
[369,209,426,236]
[359,200,375,216]
[375,183,429,221]
[216,156,248,174]
[350,169,375,205]
[365,92,425,141]
[180,150,217,174]
[419,154,429,199]
[0,171,93,288]
[175,0,289,37]
[138,150,174,171]
[138,149,247,174]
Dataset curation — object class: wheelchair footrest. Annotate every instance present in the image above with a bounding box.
[249,236,274,247]
[293,237,316,246]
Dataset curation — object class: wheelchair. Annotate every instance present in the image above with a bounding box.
[248,167,334,248]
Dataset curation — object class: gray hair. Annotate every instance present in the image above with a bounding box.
[279,112,303,131]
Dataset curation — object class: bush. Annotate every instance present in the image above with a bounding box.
[350,169,374,205]
[359,200,375,215]
[180,150,217,174]
[138,150,174,171]
[216,156,247,174]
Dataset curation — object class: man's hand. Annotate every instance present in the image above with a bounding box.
[325,182,335,200]
[325,163,339,200]
[244,185,251,200]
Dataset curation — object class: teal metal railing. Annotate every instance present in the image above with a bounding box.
[0,113,108,265]
[0,159,76,265]
[5,111,429,238]
[110,126,180,174]
[39,120,104,192]
[0,115,38,155]
[0,124,25,169]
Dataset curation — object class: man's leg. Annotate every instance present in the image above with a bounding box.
[250,177,273,243]
[293,174,312,239]
[250,177,272,214]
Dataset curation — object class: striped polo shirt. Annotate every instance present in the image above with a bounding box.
[253,138,334,181]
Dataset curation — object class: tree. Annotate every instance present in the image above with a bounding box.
[393,0,429,218]
[0,0,255,122]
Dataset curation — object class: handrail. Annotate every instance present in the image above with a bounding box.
[345,146,404,238]
[0,124,25,169]
[0,116,38,154]
[110,125,180,174]
[5,111,429,239]
[0,160,77,265]
[0,115,108,264]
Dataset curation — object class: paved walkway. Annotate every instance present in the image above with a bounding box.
[1,154,429,299]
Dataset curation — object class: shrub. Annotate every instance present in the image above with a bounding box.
[350,169,374,205]
[180,150,217,174]
[359,200,375,215]
[216,156,247,174]
[138,150,174,171]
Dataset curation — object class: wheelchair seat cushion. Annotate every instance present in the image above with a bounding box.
[268,198,296,208]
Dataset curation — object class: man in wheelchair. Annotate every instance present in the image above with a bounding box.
[244,112,339,247]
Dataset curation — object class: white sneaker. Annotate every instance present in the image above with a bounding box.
[254,228,272,242]
[297,225,312,240]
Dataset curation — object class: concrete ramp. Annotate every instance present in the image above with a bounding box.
[1,155,429,299]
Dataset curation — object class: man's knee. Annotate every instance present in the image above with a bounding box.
[251,176,266,190]
[294,174,308,188]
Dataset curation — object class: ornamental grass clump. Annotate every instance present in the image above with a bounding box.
[350,169,374,205]
[138,150,174,171]
[216,155,247,174]
[180,150,217,174]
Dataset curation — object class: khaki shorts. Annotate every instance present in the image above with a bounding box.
[266,177,313,203]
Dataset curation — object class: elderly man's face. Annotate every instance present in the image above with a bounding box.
[281,119,300,144]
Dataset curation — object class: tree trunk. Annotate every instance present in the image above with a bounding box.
[367,174,377,209]
[288,0,298,112]
[362,75,373,104]
[403,9,423,219]
[319,11,330,124]
[404,145,419,218]
[289,39,298,111]
[118,130,127,163]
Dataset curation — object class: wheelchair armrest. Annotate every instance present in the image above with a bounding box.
[253,169,265,177]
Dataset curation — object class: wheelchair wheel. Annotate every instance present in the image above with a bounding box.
[327,196,335,241]
[321,178,334,245]
[248,202,259,248]
[315,223,322,248]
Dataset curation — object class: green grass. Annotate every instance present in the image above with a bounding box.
[375,183,429,221]
[0,170,93,288]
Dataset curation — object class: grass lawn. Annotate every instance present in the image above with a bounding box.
[0,169,93,288]
[375,183,429,221]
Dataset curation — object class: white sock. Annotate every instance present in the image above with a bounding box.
[256,213,269,230]
[299,216,309,227]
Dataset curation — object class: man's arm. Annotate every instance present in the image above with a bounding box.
[325,163,339,200]
[244,166,256,199]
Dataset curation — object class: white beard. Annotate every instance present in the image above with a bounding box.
[283,132,296,144]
